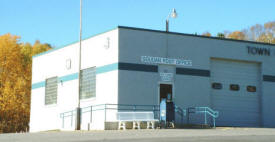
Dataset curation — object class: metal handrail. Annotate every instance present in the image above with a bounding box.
[195,107,219,118]
[194,107,219,127]
[60,103,195,129]
[60,110,75,128]
[60,110,75,118]
[60,103,160,129]
[174,105,187,116]
[80,104,159,111]
[106,103,159,107]
[174,105,186,124]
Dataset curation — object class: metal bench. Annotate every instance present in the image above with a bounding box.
[117,112,158,130]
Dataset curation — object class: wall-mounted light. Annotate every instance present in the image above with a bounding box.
[166,8,178,32]
[60,80,63,86]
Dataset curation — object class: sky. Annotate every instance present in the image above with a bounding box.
[0,0,275,48]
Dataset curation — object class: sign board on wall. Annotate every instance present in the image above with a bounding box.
[141,56,192,66]
[160,73,173,82]
[247,46,275,56]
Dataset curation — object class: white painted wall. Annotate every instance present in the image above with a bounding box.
[30,29,119,132]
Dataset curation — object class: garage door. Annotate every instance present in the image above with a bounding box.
[210,58,260,127]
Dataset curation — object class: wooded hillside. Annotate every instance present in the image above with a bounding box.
[203,21,275,44]
[0,34,51,133]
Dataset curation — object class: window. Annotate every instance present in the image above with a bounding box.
[212,82,222,89]
[80,67,96,99]
[66,59,71,70]
[230,84,239,91]
[247,86,256,92]
[45,77,58,105]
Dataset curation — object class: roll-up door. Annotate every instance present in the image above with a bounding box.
[210,58,260,127]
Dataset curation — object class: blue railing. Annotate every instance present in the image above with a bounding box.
[81,104,160,123]
[174,105,186,123]
[188,107,219,127]
[60,104,160,128]
[60,110,75,128]
[60,104,218,129]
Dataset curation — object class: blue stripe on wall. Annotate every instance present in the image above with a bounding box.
[32,63,118,90]
[32,81,45,89]
[96,63,118,74]
[176,67,210,77]
[263,75,275,82]
[59,73,78,82]
[118,62,158,72]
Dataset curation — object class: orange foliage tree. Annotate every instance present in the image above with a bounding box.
[227,31,246,40]
[202,32,212,37]
[0,34,52,133]
[222,21,275,44]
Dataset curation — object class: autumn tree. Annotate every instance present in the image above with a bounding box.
[227,31,246,40]
[0,34,52,133]
[258,21,275,43]
[0,34,26,132]
[224,21,275,44]
[32,40,52,55]
[202,32,211,37]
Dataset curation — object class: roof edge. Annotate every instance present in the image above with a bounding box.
[33,25,275,59]
[117,26,275,46]
[32,26,118,58]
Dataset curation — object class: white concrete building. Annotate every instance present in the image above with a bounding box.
[30,26,275,132]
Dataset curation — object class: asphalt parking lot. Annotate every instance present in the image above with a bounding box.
[1,128,275,142]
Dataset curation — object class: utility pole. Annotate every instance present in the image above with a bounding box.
[75,0,82,130]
